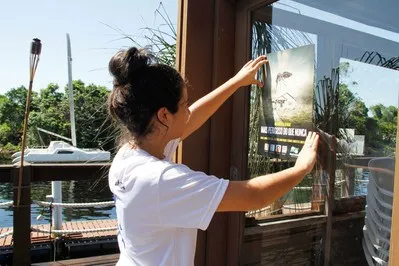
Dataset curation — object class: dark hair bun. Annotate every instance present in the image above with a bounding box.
[108,46,184,139]
[109,47,154,85]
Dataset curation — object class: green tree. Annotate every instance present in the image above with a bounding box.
[0,123,11,144]
[338,84,368,135]
[28,83,69,147]
[27,80,114,151]
[0,143,19,164]
[0,86,39,145]
[0,81,114,154]
[65,80,114,150]
[369,104,397,155]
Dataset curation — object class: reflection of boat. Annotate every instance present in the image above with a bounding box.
[12,141,110,163]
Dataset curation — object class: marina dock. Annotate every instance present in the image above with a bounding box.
[0,219,118,264]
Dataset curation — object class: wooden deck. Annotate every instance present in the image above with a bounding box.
[0,219,117,250]
[32,253,120,265]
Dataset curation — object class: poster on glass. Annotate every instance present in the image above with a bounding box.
[258,44,315,160]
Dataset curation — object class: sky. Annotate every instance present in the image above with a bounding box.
[0,1,178,94]
[1,0,398,109]
[275,0,399,109]
[340,59,399,109]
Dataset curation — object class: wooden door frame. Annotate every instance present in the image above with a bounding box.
[176,0,245,265]
[229,1,280,264]
[232,0,278,184]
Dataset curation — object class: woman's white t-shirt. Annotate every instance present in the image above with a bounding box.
[108,139,229,266]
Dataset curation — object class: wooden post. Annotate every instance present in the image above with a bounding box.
[345,168,355,197]
[324,135,337,266]
[176,0,238,265]
[388,105,399,265]
[311,173,324,212]
[312,130,330,212]
[13,164,31,266]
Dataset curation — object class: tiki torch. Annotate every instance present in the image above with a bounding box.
[16,38,42,207]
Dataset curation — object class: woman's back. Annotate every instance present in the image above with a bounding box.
[109,140,228,265]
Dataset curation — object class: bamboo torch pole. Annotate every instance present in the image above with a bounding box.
[16,38,42,207]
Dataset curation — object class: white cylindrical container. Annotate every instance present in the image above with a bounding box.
[52,181,62,231]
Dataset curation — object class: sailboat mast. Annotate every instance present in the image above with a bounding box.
[66,33,77,147]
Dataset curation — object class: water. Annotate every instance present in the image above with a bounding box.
[0,178,115,228]
[0,171,371,228]
[354,171,369,196]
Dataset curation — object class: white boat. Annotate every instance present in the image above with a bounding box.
[12,141,110,163]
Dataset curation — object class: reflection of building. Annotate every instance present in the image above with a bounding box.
[338,128,365,156]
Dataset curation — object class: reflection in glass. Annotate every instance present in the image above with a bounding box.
[248,0,398,219]
[336,59,398,198]
[247,1,398,264]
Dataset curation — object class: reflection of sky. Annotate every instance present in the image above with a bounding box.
[270,0,399,109]
[274,0,399,42]
[268,25,317,65]
[340,58,399,108]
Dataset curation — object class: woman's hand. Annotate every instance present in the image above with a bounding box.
[294,131,319,175]
[231,55,268,88]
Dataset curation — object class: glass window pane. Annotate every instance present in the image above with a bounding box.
[248,0,398,222]
[245,1,398,264]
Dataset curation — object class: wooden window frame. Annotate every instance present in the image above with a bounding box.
[233,0,323,224]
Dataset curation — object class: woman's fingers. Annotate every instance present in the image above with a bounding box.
[303,131,319,150]
[304,132,312,146]
[253,58,268,72]
[251,55,267,67]
[244,60,253,68]
[312,134,320,151]
[254,79,263,87]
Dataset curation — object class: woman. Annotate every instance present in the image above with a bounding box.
[108,47,319,265]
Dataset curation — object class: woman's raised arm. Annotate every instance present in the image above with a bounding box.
[181,55,267,140]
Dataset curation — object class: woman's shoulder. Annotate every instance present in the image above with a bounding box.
[112,146,171,172]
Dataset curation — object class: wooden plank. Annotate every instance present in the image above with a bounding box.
[231,3,253,266]
[0,220,118,249]
[1,164,112,183]
[4,233,12,247]
[245,215,327,236]
[32,253,120,266]
[63,220,71,237]
[177,0,215,265]
[85,220,95,238]
[242,212,366,265]
[96,219,110,237]
[206,1,238,265]
[82,221,94,239]
[0,227,4,247]
[63,219,82,240]
[0,165,13,182]
[0,228,9,247]
[92,220,101,238]
[232,1,279,265]
[30,164,110,182]
[389,105,399,265]
[13,165,32,265]
[105,219,117,237]
[331,214,367,265]
[324,136,337,266]
[333,196,366,214]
